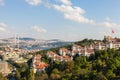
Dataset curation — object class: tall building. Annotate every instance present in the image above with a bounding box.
[14,35,20,49]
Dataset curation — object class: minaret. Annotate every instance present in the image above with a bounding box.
[15,34,17,46]
[17,35,19,49]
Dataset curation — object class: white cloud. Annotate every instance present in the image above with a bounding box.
[0,0,4,6]
[60,0,72,5]
[0,22,7,32]
[106,17,111,21]
[53,4,94,24]
[24,0,120,30]
[26,0,42,6]
[24,0,120,29]
[43,0,51,8]
[32,26,47,33]
[53,5,85,14]
[99,21,120,28]
[53,0,120,28]
[52,1,120,30]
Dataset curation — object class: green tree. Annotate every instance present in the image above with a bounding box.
[62,73,72,80]
[94,72,107,80]
[0,73,7,80]
[79,69,89,79]
[105,69,115,80]
[15,70,21,80]
[65,61,74,72]
[27,69,34,80]
[50,68,61,80]
[72,65,81,76]
[35,70,40,80]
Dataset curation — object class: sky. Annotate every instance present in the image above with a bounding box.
[0,0,120,41]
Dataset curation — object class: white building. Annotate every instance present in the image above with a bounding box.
[59,48,71,56]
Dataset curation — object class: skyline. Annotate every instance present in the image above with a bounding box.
[0,0,120,41]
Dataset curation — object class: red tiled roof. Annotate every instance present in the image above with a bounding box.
[34,62,48,69]
[60,48,71,53]
[62,56,71,59]
[72,50,79,53]
[47,51,56,55]
[111,42,120,44]
[96,42,105,46]
[87,49,94,53]
[54,55,61,59]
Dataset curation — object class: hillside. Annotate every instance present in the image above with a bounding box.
[35,39,120,80]
[42,49,120,80]
[6,38,120,80]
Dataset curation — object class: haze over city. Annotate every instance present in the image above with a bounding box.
[0,0,120,41]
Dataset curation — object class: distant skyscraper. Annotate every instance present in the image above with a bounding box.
[14,34,19,49]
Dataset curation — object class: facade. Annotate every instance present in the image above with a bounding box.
[95,42,106,50]
[47,51,72,62]
[59,48,71,56]
[72,45,94,57]
[47,51,58,58]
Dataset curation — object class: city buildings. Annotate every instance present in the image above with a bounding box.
[46,36,120,62]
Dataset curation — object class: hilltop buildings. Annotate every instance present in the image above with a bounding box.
[46,36,120,62]
[96,36,120,50]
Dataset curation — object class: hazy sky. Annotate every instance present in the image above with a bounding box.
[0,0,120,41]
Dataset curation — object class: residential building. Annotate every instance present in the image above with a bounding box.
[59,48,71,56]
[33,54,48,73]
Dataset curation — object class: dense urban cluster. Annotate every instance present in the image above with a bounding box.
[0,36,120,80]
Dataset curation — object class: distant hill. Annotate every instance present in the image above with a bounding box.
[0,37,73,50]
[18,37,35,41]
